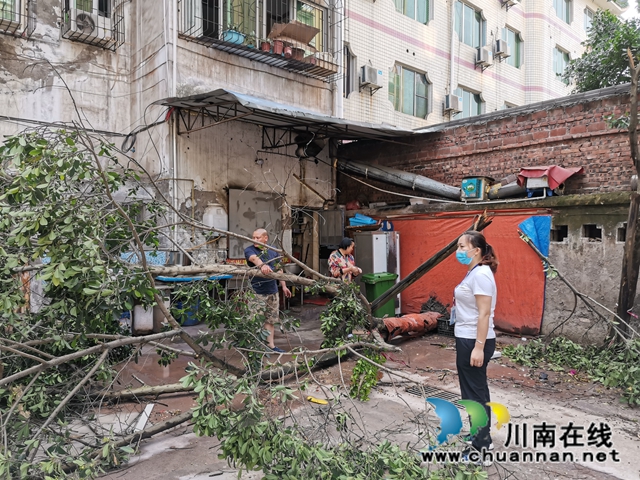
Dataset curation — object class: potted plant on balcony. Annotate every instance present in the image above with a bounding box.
[245,32,256,48]
[260,39,271,52]
[222,25,245,44]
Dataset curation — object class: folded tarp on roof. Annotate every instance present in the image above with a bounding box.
[517,166,584,190]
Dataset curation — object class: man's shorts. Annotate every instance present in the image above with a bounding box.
[250,292,280,325]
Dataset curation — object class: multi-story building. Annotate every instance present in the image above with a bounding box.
[343,0,627,129]
[0,0,627,268]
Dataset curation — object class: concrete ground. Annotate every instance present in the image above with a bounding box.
[98,301,640,480]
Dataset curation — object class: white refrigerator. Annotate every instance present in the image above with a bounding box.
[353,231,401,315]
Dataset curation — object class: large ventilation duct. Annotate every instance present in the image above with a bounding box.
[337,159,461,201]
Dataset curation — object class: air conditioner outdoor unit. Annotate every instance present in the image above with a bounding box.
[495,39,510,58]
[476,47,492,67]
[68,8,113,40]
[444,94,462,113]
[360,65,382,89]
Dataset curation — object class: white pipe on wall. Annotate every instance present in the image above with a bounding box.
[449,0,456,96]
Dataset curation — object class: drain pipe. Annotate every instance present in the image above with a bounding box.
[449,0,456,97]
[333,0,344,118]
[337,159,461,200]
[172,0,179,246]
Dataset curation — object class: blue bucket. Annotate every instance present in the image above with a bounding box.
[173,299,200,326]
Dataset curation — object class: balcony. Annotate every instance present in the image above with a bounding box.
[178,0,340,81]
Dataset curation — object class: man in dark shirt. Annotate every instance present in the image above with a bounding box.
[244,228,291,352]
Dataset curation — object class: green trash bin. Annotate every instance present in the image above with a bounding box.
[361,273,398,318]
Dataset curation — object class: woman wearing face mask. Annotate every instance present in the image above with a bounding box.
[453,230,498,461]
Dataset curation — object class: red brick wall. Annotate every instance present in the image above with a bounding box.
[337,94,634,205]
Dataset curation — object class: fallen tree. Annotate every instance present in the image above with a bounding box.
[0,126,489,480]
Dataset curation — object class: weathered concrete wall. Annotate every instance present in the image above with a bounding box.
[0,0,132,138]
[544,203,629,344]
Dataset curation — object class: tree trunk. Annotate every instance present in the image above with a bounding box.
[616,52,640,339]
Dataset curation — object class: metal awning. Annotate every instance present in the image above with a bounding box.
[156,89,415,144]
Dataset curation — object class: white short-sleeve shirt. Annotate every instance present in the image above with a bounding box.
[453,264,497,339]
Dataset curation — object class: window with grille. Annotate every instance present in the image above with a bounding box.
[388,65,430,118]
[181,0,327,53]
[62,0,125,50]
[0,0,34,37]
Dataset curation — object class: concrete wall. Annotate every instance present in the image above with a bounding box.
[544,202,629,343]
[0,0,132,138]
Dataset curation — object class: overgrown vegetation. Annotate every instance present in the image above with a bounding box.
[503,337,640,405]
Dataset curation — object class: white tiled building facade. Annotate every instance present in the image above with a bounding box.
[342,0,626,129]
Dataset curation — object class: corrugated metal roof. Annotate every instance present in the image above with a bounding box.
[157,89,415,141]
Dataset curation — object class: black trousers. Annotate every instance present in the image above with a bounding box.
[455,337,496,451]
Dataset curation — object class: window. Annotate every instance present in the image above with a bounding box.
[343,44,357,97]
[554,0,571,24]
[553,47,570,84]
[389,65,429,118]
[1,0,33,36]
[182,0,327,53]
[550,225,568,242]
[584,8,594,31]
[617,223,627,243]
[62,0,123,49]
[453,87,482,119]
[394,0,429,24]
[455,1,484,48]
[297,1,323,52]
[582,224,602,242]
[502,27,522,68]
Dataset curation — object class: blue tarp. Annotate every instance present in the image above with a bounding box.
[518,216,551,257]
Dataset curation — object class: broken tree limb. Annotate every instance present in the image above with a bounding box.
[519,231,640,340]
[370,213,493,312]
[103,383,194,400]
[29,349,110,461]
[148,264,340,295]
[0,330,180,387]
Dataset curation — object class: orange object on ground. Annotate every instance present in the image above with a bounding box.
[391,210,547,336]
[383,312,441,341]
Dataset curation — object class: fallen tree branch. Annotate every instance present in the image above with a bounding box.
[0,330,179,387]
[29,350,110,461]
[102,383,194,400]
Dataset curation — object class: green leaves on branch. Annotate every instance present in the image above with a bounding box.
[564,10,640,92]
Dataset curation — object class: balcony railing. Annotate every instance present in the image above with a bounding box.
[0,0,35,38]
[178,0,340,81]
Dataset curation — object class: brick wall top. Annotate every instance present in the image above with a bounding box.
[337,85,635,205]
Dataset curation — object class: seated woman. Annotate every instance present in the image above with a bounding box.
[328,237,362,282]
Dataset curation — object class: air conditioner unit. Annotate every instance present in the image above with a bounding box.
[360,65,382,89]
[444,94,462,113]
[476,47,492,67]
[68,8,113,40]
[495,39,511,58]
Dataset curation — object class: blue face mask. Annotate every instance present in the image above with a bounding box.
[456,250,473,265]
